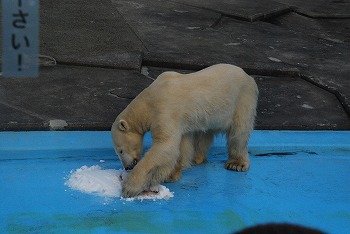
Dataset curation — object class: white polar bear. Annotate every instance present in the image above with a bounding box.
[112,64,259,198]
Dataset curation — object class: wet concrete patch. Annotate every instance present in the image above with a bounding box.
[255,152,297,157]
[255,151,317,157]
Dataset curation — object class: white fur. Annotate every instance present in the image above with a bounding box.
[111,64,259,197]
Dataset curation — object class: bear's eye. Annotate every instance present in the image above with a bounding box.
[119,149,123,155]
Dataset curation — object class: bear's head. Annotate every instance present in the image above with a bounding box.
[111,119,143,170]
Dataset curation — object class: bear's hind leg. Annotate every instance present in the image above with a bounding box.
[226,128,250,172]
[193,131,214,165]
[165,155,183,182]
[226,82,258,172]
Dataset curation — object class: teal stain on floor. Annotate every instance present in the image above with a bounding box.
[7,210,247,234]
[7,212,163,234]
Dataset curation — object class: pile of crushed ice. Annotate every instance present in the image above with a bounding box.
[65,165,173,201]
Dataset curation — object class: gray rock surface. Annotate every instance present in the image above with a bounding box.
[0,0,349,130]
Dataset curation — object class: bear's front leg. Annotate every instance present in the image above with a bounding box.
[122,138,181,198]
[122,164,149,197]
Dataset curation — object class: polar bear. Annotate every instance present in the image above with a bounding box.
[112,64,259,198]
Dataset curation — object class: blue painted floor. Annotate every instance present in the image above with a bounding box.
[0,131,349,234]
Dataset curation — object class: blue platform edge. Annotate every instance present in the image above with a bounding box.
[1,130,349,152]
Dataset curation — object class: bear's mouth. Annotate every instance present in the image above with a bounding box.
[125,158,138,170]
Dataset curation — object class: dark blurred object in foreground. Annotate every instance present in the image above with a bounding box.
[235,223,325,234]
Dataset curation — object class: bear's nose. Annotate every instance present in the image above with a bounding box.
[125,166,132,170]
[125,159,138,171]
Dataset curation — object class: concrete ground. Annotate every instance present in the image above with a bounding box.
[0,0,349,130]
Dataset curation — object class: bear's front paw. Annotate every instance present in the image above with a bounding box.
[225,158,250,172]
[121,171,146,198]
[122,184,142,198]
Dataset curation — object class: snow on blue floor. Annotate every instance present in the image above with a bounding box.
[0,131,349,234]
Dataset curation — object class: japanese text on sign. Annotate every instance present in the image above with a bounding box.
[2,0,39,77]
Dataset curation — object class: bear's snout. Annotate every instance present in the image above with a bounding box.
[125,158,138,171]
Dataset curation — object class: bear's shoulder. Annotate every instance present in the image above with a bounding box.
[157,71,181,81]
[151,71,182,89]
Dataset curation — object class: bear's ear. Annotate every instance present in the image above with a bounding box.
[118,119,129,132]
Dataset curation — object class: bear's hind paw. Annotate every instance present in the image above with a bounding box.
[225,159,250,172]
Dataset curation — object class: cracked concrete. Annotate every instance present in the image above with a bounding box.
[169,0,293,22]
[0,0,349,130]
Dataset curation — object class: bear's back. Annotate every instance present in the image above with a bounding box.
[138,64,257,131]
[148,64,254,100]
